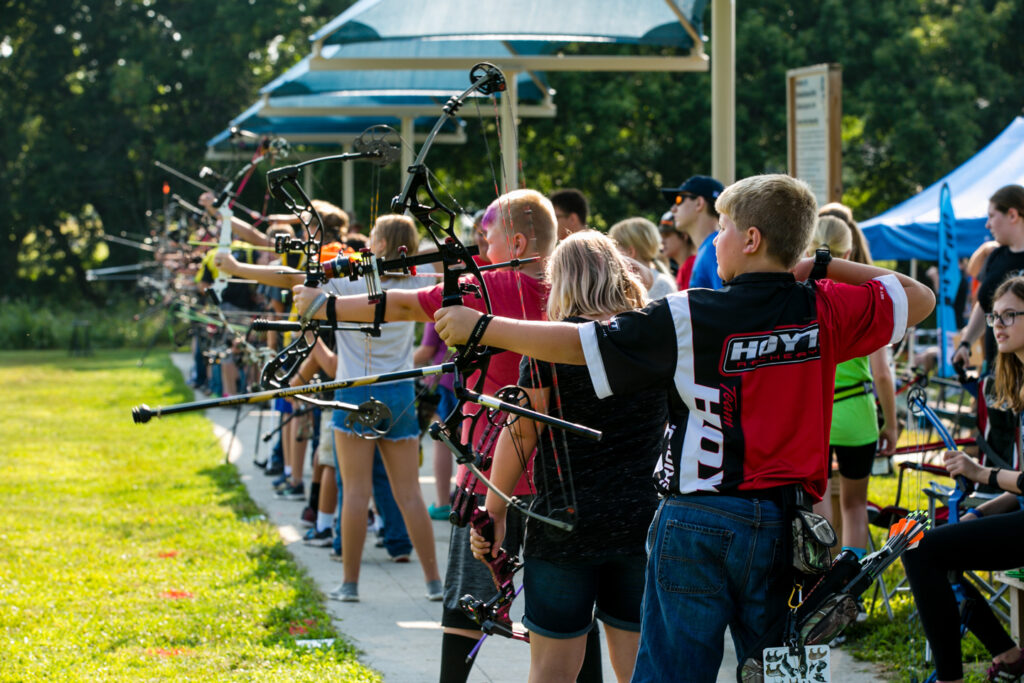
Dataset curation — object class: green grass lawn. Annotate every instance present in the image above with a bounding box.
[0,350,379,682]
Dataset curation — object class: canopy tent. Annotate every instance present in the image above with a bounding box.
[262,41,552,105]
[209,40,556,209]
[205,97,466,153]
[205,96,466,213]
[861,117,1024,260]
[254,40,556,178]
[312,0,705,52]
[302,0,728,188]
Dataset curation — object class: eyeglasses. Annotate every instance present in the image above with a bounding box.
[674,193,697,205]
[986,310,1024,327]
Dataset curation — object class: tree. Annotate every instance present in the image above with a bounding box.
[0,0,343,300]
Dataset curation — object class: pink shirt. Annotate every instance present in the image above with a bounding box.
[418,270,547,495]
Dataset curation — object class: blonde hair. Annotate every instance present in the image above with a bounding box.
[993,276,1024,413]
[486,189,557,258]
[811,216,852,257]
[371,214,419,262]
[819,202,872,265]
[716,174,818,268]
[546,230,647,321]
[609,217,671,275]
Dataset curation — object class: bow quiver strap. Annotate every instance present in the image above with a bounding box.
[833,380,873,403]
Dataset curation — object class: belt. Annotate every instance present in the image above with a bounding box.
[673,485,797,508]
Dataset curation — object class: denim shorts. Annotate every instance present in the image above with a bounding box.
[523,554,645,638]
[331,380,419,441]
[436,385,457,421]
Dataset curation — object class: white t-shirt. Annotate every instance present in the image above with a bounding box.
[647,266,679,301]
[322,276,421,382]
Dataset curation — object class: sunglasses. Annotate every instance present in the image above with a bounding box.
[674,193,697,205]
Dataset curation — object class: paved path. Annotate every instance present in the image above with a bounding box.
[171,353,886,682]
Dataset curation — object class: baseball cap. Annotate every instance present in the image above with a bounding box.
[658,210,676,234]
[660,175,725,204]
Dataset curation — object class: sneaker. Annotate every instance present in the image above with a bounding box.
[328,583,359,602]
[300,507,316,528]
[329,549,343,563]
[263,462,284,477]
[275,482,305,500]
[428,503,451,521]
[303,526,333,547]
[271,473,290,490]
[391,554,410,564]
[425,579,443,602]
[988,650,1024,682]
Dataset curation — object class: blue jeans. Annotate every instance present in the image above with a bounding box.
[331,441,411,558]
[632,495,789,683]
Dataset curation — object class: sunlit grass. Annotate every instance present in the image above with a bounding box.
[0,350,380,681]
[842,464,996,682]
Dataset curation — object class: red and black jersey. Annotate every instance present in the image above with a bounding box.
[578,272,907,501]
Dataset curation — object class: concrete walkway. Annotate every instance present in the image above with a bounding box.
[172,353,886,682]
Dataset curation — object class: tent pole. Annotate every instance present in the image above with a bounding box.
[500,73,519,192]
[401,116,414,181]
[711,0,736,184]
[303,165,314,199]
[342,142,354,218]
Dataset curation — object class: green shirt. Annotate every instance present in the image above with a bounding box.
[830,356,879,447]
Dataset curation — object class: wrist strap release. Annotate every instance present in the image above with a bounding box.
[466,314,494,348]
[989,468,1002,488]
[325,294,337,328]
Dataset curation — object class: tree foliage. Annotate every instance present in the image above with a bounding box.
[0,0,342,299]
[2,0,1022,300]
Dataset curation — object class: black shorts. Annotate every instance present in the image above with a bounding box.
[828,442,876,480]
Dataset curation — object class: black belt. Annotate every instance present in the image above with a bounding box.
[673,485,798,508]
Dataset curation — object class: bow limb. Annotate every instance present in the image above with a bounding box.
[907,387,970,523]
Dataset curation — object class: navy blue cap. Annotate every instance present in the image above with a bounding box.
[661,175,725,204]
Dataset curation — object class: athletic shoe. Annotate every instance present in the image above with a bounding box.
[390,554,410,564]
[328,549,343,563]
[425,579,443,602]
[300,506,316,528]
[328,583,359,602]
[988,650,1024,682]
[271,473,290,490]
[302,526,333,547]
[275,482,305,500]
[263,462,284,476]
[428,504,451,521]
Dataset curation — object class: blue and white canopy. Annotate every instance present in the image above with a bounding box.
[862,117,1024,260]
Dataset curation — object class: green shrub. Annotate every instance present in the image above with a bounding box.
[0,297,183,350]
